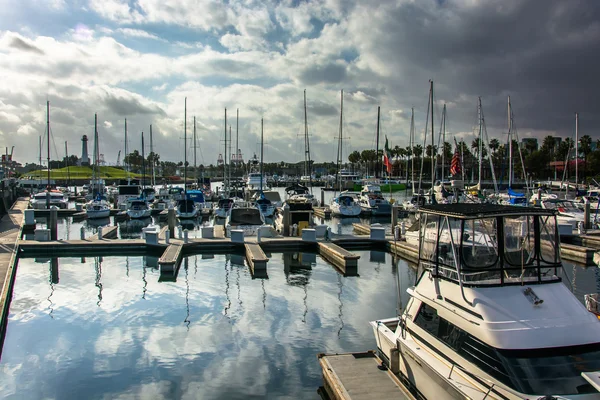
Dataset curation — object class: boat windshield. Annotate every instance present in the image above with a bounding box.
[419,212,560,286]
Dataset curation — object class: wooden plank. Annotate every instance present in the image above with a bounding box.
[318,352,414,400]
[90,225,118,240]
[159,243,183,273]
[318,242,359,276]
[245,243,268,275]
[352,223,371,235]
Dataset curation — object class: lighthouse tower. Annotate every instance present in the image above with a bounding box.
[79,135,90,166]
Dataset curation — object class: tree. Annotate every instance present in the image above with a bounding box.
[580,134,592,179]
[348,150,361,171]
[541,135,556,158]
[489,138,500,154]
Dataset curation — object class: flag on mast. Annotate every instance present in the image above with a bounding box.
[450,144,461,176]
[383,136,392,173]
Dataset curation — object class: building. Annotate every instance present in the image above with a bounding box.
[77,135,90,166]
[520,138,538,151]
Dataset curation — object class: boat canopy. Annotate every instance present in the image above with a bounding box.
[218,198,234,208]
[285,183,309,195]
[177,199,196,213]
[230,208,263,225]
[335,195,355,206]
[186,190,205,203]
[418,203,560,287]
[508,187,525,197]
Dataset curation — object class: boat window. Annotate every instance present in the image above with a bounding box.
[419,215,438,264]
[460,218,498,270]
[414,302,600,395]
[539,215,560,265]
[503,216,535,267]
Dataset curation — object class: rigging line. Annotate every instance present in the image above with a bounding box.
[418,85,432,195]
[337,273,345,338]
[184,259,190,330]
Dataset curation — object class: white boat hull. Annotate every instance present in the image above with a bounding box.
[127,209,152,219]
[330,202,361,217]
[86,209,111,219]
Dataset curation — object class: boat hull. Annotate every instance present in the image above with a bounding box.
[127,209,152,219]
[86,209,111,219]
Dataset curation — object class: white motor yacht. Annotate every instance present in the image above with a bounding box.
[540,198,599,233]
[126,199,152,219]
[330,193,361,217]
[225,201,265,237]
[29,190,69,209]
[372,203,600,399]
[358,184,392,215]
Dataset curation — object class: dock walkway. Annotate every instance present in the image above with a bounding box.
[0,198,28,340]
[318,351,415,400]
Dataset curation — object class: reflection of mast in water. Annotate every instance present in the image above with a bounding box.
[224,256,231,319]
[572,264,578,295]
[337,273,344,337]
[126,256,130,278]
[47,258,59,318]
[262,279,266,310]
[302,284,308,323]
[194,254,198,278]
[236,264,243,309]
[184,257,190,329]
[94,256,103,306]
[595,266,600,294]
[392,255,402,315]
[142,263,147,300]
[65,217,70,240]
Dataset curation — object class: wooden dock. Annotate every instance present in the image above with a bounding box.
[314,207,331,219]
[318,242,360,276]
[245,242,269,275]
[318,351,415,400]
[0,199,28,349]
[90,225,118,240]
[158,242,183,273]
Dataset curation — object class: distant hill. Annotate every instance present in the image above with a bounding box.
[22,166,140,180]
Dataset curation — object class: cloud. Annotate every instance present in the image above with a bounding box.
[151,83,167,91]
[116,28,164,41]
[298,62,347,85]
[9,36,44,54]
[102,89,167,117]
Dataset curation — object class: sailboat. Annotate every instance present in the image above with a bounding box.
[127,132,152,220]
[254,118,275,218]
[330,89,361,217]
[29,101,68,210]
[177,98,199,219]
[86,114,111,219]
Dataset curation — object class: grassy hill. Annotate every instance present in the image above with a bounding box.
[23,166,140,180]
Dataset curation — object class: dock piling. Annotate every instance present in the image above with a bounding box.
[48,208,57,241]
[178,225,183,239]
[80,226,85,240]
[184,229,189,243]
[585,202,591,229]
[168,208,176,238]
[24,209,35,227]
[391,205,399,230]
[98,226,103,240]
[321,190,325,207]
[165,230,170,244]
[282,203,290,237]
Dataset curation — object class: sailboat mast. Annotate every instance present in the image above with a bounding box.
[336,89,343,193]
[124,119,129,180]
[304,89,313,193]
[228,126,232,189]
[575,112,579,188]
[65,141,70,189]
[93,113,97,193]
[224,108,227,194]
[409,108,415,192]
[478,98,483,188]
[184,97,187,194]
[441,104,446,181]
[260,118,264,192]
[508,96,513,187]
[236,109,239,174]
[430,81,434,191]
[46,100,50,192]
[193,116,197,185]
[375,106,380,179]
[150,124,155,186]
[141,131,145,190]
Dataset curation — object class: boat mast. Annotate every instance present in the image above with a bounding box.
[224,108,227,195]
[64,141,70,190]
[193,116,197,186]
[336,89,343,193]
[184,97,187,195]
[150,124,155,186]
[260,118,264,193]
[430,81,434,192]
[508,96,513,188]
[304,89,312,192]
[124,119,129,182]
[575,112,579,188]
[478,97,483,189]
[228,125,232,190]
[38,136,42,192]
[141,131,145,191]
[375,106,380,179]
[46,100,50,195]
[236,109,239,176]
[93,113,97,194]
[409,108,415,192]
[441,104,446,181]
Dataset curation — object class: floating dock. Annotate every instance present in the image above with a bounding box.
[318,351,415,400]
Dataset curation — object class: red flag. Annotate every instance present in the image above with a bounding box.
[383,136,392,173]
[450,147,461,176]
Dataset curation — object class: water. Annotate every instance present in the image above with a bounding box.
[0,251,418,399]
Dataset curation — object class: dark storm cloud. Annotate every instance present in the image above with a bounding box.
[104,93,166,117]
[306,99,338,116]
[298,63,347,85]
[360,0,600,136]
[9,36,44,54]
[205,59,267,78]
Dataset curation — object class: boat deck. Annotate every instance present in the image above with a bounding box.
[318,351,415,400]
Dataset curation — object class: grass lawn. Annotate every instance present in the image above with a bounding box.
[22,166,141,180]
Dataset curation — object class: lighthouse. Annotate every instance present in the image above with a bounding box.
[79,135,90,166]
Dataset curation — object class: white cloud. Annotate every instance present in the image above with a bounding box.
[152,83,167,91]
[116,28,164,41]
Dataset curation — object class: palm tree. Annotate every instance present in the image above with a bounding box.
[542,135,556,158]
[580,134,592,179]
[489,138,500,154]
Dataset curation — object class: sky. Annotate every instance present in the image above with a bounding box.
[0,0,598,166]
